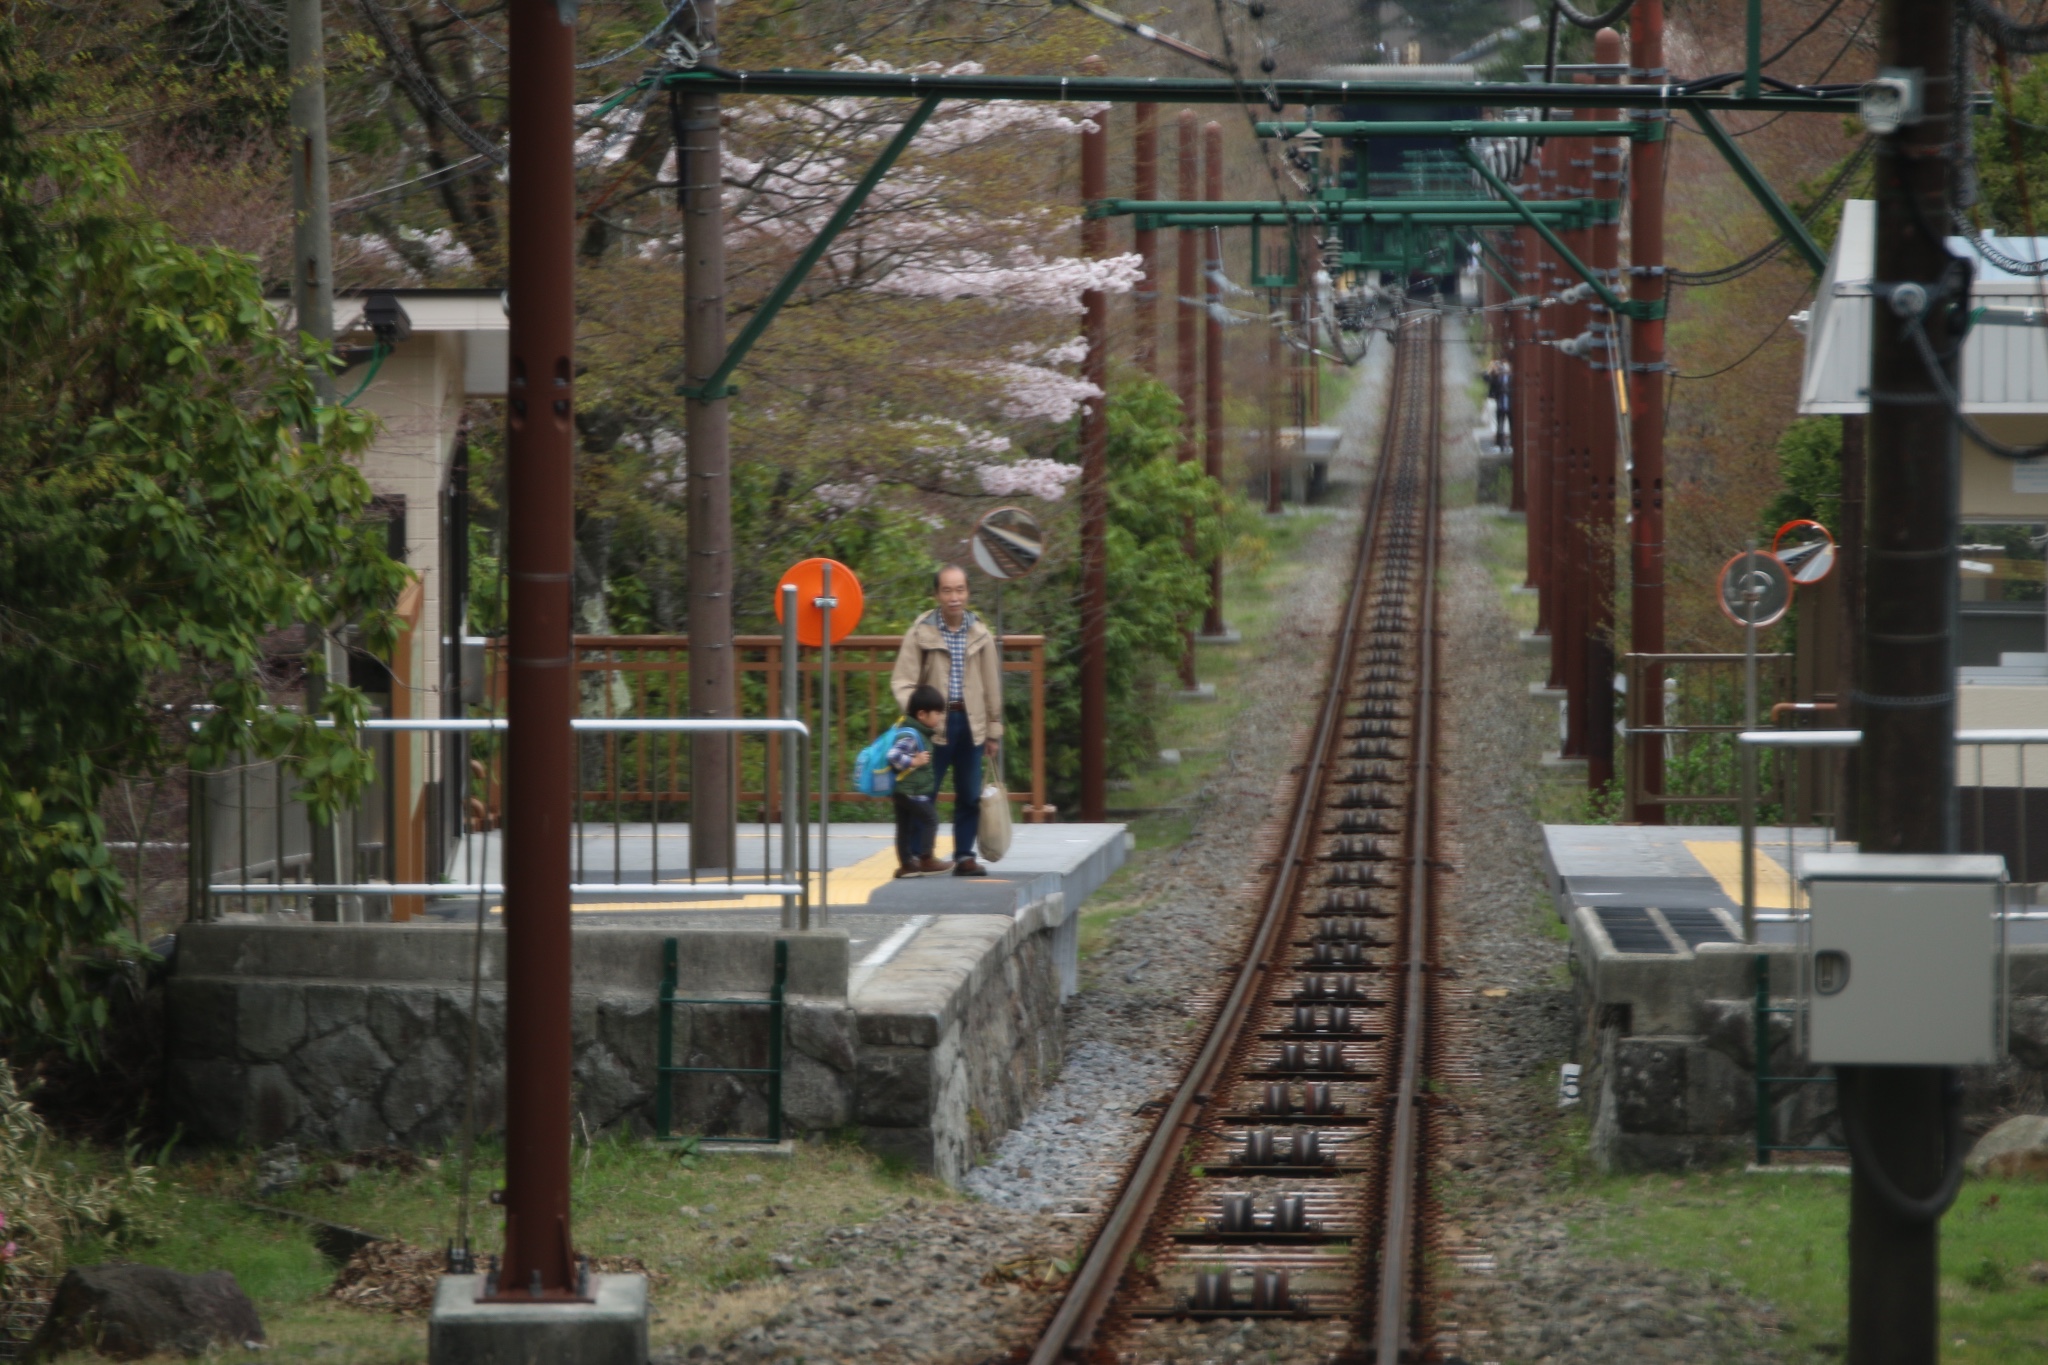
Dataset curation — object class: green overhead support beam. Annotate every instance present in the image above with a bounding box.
[1091,197,1588,219]
[679,95,940,401]
[655,67,1860,115]
[1457,143,1662,321]
[1687,109,1828,275]
[1253,119,1648,140]
[1152,212,1594,228]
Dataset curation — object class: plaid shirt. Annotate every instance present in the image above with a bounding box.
[937,612,972,703]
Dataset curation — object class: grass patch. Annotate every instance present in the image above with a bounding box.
[1580,1170,2048,1362]
[42,1134,947,1361]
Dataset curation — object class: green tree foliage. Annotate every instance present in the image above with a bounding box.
[1000,378,1239,800]
[1761,415,1842,534]
[0,37,408,1057]
[1979,57,2048,236]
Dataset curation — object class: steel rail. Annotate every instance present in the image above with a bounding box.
[1025,326,1420,1365]
[1372,315,1444,1364]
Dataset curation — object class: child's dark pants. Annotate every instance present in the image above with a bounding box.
[893,792,937,866]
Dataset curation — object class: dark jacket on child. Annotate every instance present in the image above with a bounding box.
[887,715,940,796]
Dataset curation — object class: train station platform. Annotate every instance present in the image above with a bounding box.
[170,822,1128,1181]
[1541,823,2048,1171]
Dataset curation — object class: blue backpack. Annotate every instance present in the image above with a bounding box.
[854,719,918,796]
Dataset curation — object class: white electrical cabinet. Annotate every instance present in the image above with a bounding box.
[1798,852,2006,1066]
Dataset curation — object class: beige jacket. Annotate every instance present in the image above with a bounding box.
[890,610,1006,746]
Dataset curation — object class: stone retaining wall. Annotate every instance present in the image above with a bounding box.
[165,900,1069,1184]
[1572,923,2048,1171]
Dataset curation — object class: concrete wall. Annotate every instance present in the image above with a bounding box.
[1571,908,2048,1171]
[165,900,1069,1183]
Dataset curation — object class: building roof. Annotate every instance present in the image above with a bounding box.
[1799,200,2048,414]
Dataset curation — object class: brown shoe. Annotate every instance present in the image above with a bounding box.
[952,857,987,877]
[916,856,950,874]
[894,864,917,879]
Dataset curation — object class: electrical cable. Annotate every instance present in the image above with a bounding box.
[1670,137,1873,285]
[1553,0,1637,33]
[576,0,696,70]
[1904,309,2048,458]
[355,0,508,165]
[333,152,495,215]
[1835,1068,1970,1223]
[1966,0,2048,53]
[1056,0,1231,70]
[1761,0,1850,68]
[337,343,389,406]
[1731,2,1876,137]
[435,0,695,67]
[1673,310,1794,379]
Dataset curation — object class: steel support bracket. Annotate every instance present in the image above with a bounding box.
[1458,144,1658,320]
[1687,109,1828,275]
[675,95,940,404]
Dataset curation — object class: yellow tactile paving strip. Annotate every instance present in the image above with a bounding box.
[495,834,961,913]
[1684,839,1807,911]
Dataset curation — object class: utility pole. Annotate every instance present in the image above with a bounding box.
[1583,30,1623,788]
[1850,0,1963,1350]
[678,0,735,873]
[1176,110,1201,691]
[1558,96,1592,760]
[497,0,578,1300]
[1134,103,1159,375]
[288,0,334,406]
[1201,120,1229,641]
[289,0,342,920]
[1627,1,1668,822]
[1079,73,1110,824]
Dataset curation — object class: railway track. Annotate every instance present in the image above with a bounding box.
[1028,311,1446,1365]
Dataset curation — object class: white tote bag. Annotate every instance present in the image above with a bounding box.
[979,782,1012,863]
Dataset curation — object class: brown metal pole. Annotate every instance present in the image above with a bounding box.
[1508,227,1529,513]
[679,0,734,873]
[1266,298,1283,513]
[1134,102,1159,376]
[1557,106,1592,758]
[496,0,577,1300]
[1628,2,1668,822]
[1849,0,1961,1348]
[1176,110,1200,690]
[1080,89,1110,824]
[1584,30,1624,788]
[1201,120,1228,640]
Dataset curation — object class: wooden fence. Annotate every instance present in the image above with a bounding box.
[485,634,1052,821]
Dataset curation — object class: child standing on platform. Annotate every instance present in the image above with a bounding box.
[890,685,951,877]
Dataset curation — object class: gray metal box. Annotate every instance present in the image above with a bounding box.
[1798,852,2005,1066]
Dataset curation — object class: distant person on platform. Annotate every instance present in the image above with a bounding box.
[890,564,1004,877]
[1485,360,1512,452]
[887,684,950,878]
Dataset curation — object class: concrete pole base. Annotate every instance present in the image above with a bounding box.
[1517,630,1550,656]
[1528,682,1566,701]
[1195,629,1241,646]
[1175,683,1218,702]
[429,1274,648,1365]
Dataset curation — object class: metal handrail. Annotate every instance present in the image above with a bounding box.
[197,715,816,925]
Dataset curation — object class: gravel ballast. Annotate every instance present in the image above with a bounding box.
[670,324,1802,1364]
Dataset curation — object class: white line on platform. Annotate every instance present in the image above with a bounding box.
[850,914,934,993]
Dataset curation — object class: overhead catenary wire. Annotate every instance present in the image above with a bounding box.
[1670,135,1874,284]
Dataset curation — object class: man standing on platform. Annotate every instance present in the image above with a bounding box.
[891,564,1003,876]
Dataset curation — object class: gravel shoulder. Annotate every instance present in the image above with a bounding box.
[1429,327,1793,1365]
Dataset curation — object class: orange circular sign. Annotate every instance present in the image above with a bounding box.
[775,558,865,647]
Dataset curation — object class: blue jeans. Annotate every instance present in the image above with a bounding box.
[930,708,982,859]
